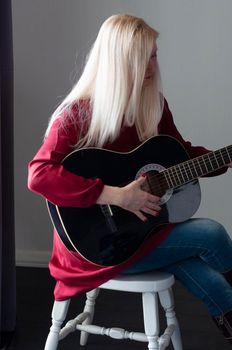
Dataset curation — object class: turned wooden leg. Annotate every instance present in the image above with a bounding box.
[80,288,100,346]
[158,288,183,350]
[44,300,70,350]
[142,292,159,350]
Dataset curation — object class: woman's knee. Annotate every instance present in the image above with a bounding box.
[194,218,230,247]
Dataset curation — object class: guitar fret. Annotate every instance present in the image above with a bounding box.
[189,160,197,179]
[205,154,213,172]
[185,163,192,179]
[185,163,192,180]
[164,170,174,188]
[180,164,190,182]
[169,168,178,187]
[220,149,230,164]
[177,165,186,183]
[196,157,203,176]
[174,167,182,186]
[214,153,220,168]
[200,156,208,174]
[210,153,218,170]
[191,161,198,178]
[226,148,232,162]
[217,149,226,166]
[198,156,207,174]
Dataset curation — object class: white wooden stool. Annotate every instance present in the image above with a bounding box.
[44,271,183,350]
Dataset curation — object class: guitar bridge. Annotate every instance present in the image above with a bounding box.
[100,204,118,233]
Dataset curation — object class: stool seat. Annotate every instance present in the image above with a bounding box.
[101,271,175,292]
[44,271,183,350]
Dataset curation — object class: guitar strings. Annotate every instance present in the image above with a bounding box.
[153,148,232,190]
[146,146,232,193]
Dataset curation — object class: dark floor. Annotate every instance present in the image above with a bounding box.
[8,267,232,350]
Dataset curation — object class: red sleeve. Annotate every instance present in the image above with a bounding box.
[27,117,104,207]
[159,99,228,177]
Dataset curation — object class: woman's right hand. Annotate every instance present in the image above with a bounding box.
[96,176,161,221]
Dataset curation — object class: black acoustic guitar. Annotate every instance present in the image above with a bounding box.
[47,135,232,267]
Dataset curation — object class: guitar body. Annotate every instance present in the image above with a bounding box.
[47,135,201,266]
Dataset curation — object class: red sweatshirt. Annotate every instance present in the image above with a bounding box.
[28,100,227,300]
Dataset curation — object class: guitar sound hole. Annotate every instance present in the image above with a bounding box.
[144,170,168,198]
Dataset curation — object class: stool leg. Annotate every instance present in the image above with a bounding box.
[158,288,183,350]
[80,288,100,346]
[44,299,70,350]
[142,292,159,350]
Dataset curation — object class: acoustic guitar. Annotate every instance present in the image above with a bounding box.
[47,135,232,266]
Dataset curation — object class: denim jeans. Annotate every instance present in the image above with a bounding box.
[123,218,232,316]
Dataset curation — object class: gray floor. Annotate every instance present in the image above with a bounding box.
[10,267,232,350]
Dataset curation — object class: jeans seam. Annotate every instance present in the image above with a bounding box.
[201,249,231,273]
[156,245,231,272]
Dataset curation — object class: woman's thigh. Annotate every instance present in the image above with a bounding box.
[124,218,232,274]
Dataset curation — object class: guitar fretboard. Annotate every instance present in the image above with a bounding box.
[151,145,232,192]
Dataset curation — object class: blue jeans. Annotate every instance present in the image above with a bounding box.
[123,218,232,316]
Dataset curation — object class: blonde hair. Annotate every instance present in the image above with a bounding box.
[46,14,164,147]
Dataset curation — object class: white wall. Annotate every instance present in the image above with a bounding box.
[12,0,232,267]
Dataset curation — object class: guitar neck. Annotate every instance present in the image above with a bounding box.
[161,145,232,190]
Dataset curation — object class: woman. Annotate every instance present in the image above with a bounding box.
[28,14,232,345]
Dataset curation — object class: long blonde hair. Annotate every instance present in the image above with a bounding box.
[46,14,164,147]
